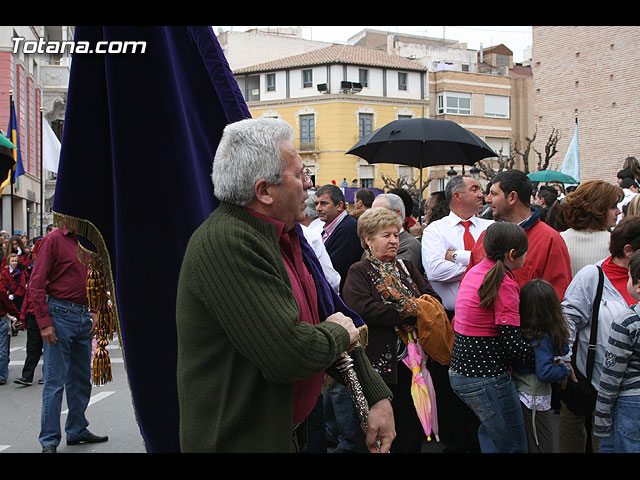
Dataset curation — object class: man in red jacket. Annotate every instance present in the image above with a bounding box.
[468,170,572,300]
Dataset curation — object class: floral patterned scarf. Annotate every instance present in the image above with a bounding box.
[365,250,419,320]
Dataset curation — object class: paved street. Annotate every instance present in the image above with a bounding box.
[1,328,562,454]
[0,330,146,453]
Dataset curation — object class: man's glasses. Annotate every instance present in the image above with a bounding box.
[279,168,313,184]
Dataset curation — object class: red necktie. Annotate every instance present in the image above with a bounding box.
[461,220,475,251]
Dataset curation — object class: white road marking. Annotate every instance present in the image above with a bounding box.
[61,391,115,415]
[9,358,123,366]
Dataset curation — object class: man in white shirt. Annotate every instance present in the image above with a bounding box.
[304,194,325,235]
[301,195,340,292]
[618,178,638,223]
[420,175,492,453]
[421,175,493,314]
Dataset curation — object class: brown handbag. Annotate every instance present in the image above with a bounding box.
[398,294,454,365]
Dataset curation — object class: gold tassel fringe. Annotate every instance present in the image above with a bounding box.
[53,211,121,386]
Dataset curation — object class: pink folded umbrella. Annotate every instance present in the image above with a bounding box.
[418,343,439,442]
[402,331,439,441]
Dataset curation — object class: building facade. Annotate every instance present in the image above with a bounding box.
[0,26,71,237]
[532,26,640,183]
[233,44,429,190]
[427,67,513,188]
[226,28,527,194]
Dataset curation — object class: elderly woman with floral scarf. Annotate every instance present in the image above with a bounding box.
[342,207,441,452]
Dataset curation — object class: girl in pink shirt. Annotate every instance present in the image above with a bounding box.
[448,222,535,453]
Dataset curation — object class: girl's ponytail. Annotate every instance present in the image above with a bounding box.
[477,222,528,309]
[478,251,507,308]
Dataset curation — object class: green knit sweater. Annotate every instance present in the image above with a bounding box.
[176,201,391,452]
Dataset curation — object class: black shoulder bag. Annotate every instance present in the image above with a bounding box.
[560,266,604,417]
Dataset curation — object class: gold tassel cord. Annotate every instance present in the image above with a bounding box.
[87,268,107,310]
[92,343,113,385]
[53,213,119,386]
[98,303,115,341]
[86,267,114,385]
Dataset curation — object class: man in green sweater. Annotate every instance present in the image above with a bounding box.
[176,117,395,453]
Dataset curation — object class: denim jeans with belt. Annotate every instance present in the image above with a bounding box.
[39,297,93,448]
[0,316,10,381]
[598,395,640,453]
[449,370,528,453]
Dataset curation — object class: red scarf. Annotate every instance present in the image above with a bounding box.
[602,256,635,306]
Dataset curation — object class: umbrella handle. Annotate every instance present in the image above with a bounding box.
[335,352,382,451]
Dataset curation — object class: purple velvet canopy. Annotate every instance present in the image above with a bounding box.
[52,26,251,452]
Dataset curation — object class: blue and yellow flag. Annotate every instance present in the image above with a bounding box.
[0,98,25,194]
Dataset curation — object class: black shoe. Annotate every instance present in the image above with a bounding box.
[42,445,57,453]
[0,379,5,385]
[14,377,33,386]
[67,433,109,445]
[38,378,44,384]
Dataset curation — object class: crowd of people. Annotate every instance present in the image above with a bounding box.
[0,231,40,386]
[175,117,640,453]
[1,223,109,453]
[6,115,639,454]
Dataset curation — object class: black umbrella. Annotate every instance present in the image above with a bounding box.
[346,117,497,203]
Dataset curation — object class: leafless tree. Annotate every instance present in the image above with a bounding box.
[381,172,435,205]
[475,125,562,180]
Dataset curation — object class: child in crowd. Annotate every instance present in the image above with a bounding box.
[595,250,640,452]
[0,288,22,385]
[449,222,535,453]
[515,279,574,453]
[0,253,27,313]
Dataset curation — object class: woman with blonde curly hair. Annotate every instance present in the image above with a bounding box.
[342,207,440,452]
[560,180,623,277]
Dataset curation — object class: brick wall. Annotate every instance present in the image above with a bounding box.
[532,26,640,184]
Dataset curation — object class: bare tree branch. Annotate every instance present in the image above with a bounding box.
[381,172,435,201]
[532,127,561,171]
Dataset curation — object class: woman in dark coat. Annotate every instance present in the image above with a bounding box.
[342,207,439,452]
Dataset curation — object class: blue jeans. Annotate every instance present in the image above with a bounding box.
[39,297,93,447]
[598,395,640,453]
[0,316,9,381]
[449,370,528,453]
[323,382,366,452]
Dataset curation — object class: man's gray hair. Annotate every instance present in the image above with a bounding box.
[305,194,319,219]
[445,175,467,206]
[211,117,294,206]
[376,193,405,219]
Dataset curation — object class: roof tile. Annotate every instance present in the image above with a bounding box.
[233,44,427,74]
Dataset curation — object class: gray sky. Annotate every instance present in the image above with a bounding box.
[213,26,533,63]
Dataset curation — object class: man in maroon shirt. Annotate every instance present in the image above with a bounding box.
[29,222,108,453]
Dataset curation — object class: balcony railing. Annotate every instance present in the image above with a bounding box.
[294,137,319,153]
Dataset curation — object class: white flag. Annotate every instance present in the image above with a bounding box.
[559,119,579,184]
[42,120,60,174]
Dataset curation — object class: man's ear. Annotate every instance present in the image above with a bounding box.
[254,179,274,206]
[507,191,519,206]
[337,200,345,212]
